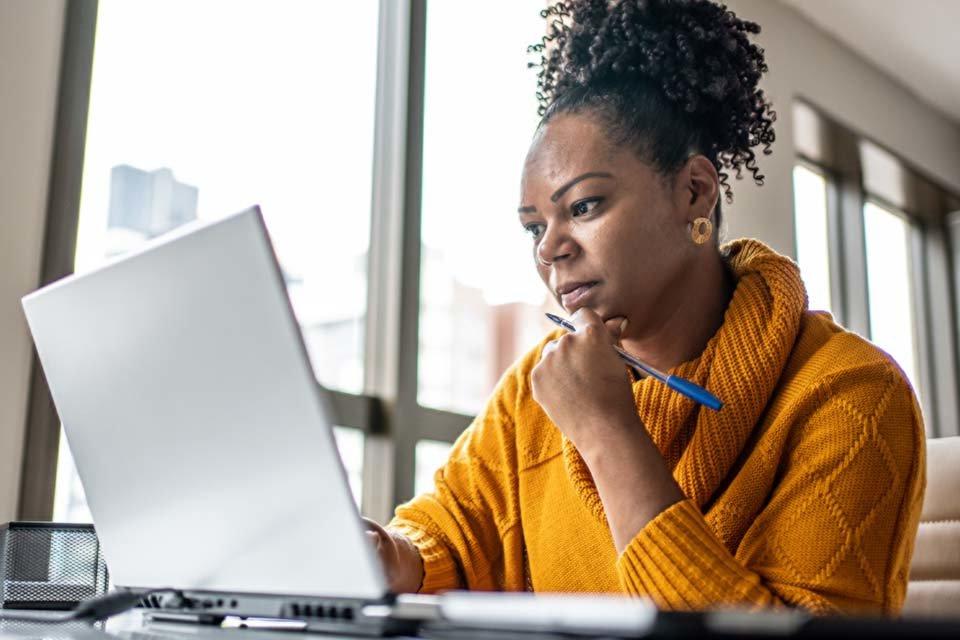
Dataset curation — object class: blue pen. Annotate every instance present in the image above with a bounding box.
[544,312,723,411]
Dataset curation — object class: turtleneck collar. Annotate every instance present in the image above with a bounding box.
[563,238,809,521]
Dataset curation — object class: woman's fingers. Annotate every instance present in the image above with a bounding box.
[603,316,628,341]
[570,307,603,332]
[361,516,388,536]
[570,308,627,342]
[360,517,424,593]
[361,517,398,570]
[364,530,383,550]
[542,339,559,357]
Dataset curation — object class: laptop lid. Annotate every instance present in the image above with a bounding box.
[22,207,388,601]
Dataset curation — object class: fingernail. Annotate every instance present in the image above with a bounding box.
[620,318,629,334]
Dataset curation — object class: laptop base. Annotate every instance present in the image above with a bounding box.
[137,588,414,637]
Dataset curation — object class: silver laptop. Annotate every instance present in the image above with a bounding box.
[21,207,396,632]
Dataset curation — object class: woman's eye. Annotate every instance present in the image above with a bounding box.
[572,198,601,216]
[524,223,546,239]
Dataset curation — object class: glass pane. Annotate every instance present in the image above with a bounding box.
[53,0,379,521]
[52,435,92,523]
[75,0,377,391]
[52,425,365,522]
[792,165,833,315]
[863,202,920,393]
[333,427,364,509]
[418,1,558,415]
[414,439,453,496]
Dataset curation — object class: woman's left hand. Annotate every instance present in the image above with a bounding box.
[530,308,641,455]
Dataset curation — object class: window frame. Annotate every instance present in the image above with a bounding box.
[793,98,960,438]
[24,6,960,524]
[18,0,99,521]
[18,0,474,524]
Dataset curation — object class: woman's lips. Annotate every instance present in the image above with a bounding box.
[560,281,599,309]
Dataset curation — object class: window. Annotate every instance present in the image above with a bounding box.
[52,435,91,523]
[790,102,960,436]
[792,164,833,316]
[863,201,921,393]
[333,427,366,508]
[414,439,453,496]
[52,0,379,521]
[417,0,556,416]
[74,0,378,392]
[36,7,960,525]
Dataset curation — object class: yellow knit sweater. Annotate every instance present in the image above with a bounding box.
[389,239,926,615]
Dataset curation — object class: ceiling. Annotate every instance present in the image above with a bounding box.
[780,0,960,124]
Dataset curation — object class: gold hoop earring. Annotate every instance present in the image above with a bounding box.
[691,217,713,245]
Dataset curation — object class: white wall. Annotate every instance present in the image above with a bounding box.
[722,0,960,255]
[0,0,66,520]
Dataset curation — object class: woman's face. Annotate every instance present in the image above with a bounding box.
[519,112,703,336]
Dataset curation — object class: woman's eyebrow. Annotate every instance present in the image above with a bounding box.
[518,171,615,214]
[550,171,614,202]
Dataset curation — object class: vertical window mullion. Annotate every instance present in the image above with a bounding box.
[941,210,960,437]
[387,0,428,509]
[17,0,99,521]
[838,174,871,338]
[361,0,416,521]
[918,221,960,438]
[909,225,936,435]
[825,169,847,326]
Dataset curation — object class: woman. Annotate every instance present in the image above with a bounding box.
[366,0,925,615]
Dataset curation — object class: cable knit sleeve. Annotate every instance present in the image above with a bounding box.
[616,363,926,615]
[388,366,525,594]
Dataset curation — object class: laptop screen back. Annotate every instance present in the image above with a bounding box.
[22,207,387,600]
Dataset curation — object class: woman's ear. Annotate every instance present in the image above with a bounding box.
[677,155,720,220]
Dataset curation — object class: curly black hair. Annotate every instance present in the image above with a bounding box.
[528,0,776,214]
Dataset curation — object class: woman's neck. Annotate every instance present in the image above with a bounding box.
[619,250,734,373]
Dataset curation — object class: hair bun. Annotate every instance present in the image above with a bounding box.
[529,0,776,202]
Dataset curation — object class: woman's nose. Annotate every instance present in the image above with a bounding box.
[537,224,577,266]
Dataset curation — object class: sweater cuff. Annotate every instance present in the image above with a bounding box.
[616,499,773,610]
[388,519,462,594]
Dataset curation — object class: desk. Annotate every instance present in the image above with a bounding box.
[2,609,960,640]
[0,612,365,640]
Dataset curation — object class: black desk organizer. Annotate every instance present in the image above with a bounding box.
[0,522,109,610]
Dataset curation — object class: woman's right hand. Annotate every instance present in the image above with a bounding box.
[362,517,424,593]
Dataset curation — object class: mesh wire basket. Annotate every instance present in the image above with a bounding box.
[0,522,109,610]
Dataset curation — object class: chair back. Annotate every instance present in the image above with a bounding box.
[903,436,960,616]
